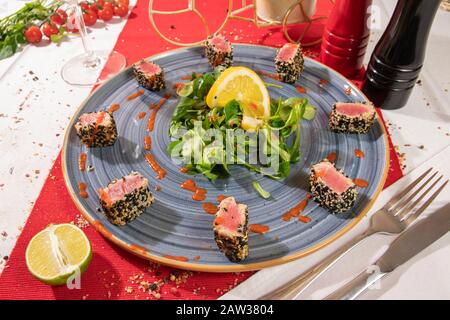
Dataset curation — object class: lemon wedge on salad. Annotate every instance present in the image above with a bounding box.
[206,66,270,130]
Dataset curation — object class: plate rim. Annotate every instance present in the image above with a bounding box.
[61,43,390,272]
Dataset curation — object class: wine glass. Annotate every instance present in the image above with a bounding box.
[61,0,126,86]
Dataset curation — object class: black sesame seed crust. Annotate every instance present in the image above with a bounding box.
[329,103,376,134]
[204,35,233,68]
[275,44,304,83]
[100,175,154,226]
[75,112,117,148]
[214,207,249,262]
[133,61,166,91]
[310,159,358,213]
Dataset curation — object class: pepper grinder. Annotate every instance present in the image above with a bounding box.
[320,0,372,77]
[362,0,440,109]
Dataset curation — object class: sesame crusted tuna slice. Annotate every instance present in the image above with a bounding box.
[275,43,304,83]
[205,34,233,68]
[99,172,154,225]
[329,102,376,134]
[75,111,117,148]
[133,59,165,91]
[213,197,248,262]
[310,159,357,213]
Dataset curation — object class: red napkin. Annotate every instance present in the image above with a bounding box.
[0,0,402,300]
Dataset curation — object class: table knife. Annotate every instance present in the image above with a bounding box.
[324,203,450,300]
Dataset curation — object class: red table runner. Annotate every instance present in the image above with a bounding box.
[0,0,402,300]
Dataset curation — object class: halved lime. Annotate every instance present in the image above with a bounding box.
[25,223,92,286]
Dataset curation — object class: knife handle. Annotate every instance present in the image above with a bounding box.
[259,229,374,300]
[324,266,387,300]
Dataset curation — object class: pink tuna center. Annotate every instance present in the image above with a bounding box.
[218,201,244,232]
[79,112,108,126]
[137,61,161,74]
[335,103,372,117]
[104,174,144,202]
[278,43,299,61]
[314,162,352,194]
[210,36,230,52]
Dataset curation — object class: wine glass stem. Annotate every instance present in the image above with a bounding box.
[74,2,99,68]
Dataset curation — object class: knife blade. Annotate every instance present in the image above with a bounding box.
[325,201,450,300]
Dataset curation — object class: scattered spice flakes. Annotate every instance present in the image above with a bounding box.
[418,145,425,150]
[71,214,89,229]
[125,286,134,294]
[394,145,407,170]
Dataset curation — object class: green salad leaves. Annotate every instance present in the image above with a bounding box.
[167,69,316,183]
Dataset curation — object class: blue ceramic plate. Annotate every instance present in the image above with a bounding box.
[62,44,389,272]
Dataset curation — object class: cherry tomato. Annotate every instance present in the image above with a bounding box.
[80,2,90,11]
[50,9,68,25]
[96,0,105,6]
[98,6,113,21]
[113,3,128,17]
[83,9,97,26]
[103,1,114,10]
[89,3,99,14]
[24,25,42,44]
[42,21,59,39]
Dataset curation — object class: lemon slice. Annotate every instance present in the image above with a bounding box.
[25,223,92,285]
[206,66,270,129]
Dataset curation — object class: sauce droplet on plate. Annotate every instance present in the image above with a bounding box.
[354,148,365,159]
[127,90,144,101]
[282,197,309,221]
[295,85,307,94]
[345,87,352,95]
[216,194,228,203]
[79,152,87,171]
[78,182,88,198]
[249,224,270,234]
[180,179,207,201]
[299,216,312,223]
[202,202,217,215]
[147,94,170,132]
[353,178,369,188]
[145,153,166,179]
[258,70,280,81]
[326,152,337,163]
[144,136,151,151]
[180,166,189,173]
[137,111,146,120]
[108,103,120,113]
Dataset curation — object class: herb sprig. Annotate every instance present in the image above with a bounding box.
[0,0,61,59]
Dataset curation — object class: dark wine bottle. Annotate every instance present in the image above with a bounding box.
[362,0,440,109]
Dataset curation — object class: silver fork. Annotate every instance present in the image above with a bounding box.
[261,168,448,300]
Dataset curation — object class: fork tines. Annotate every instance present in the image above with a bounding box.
[384,167,449,222]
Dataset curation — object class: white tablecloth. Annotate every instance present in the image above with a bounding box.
[0,0,449,298]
